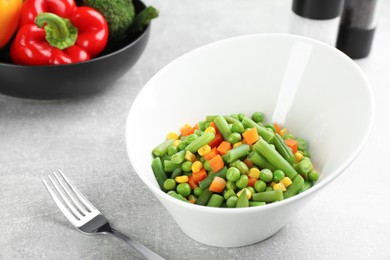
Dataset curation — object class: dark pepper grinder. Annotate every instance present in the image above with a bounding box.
[336,0,380,59]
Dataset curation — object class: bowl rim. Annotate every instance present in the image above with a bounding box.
[126,33,375,213]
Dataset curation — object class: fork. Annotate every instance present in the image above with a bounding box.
[42,170,165,260]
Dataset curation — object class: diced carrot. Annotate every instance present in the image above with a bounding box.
[192,168,208,183]
[204,147,219,161]
[242,127,259,145]
[193,123,199,131]
[188,175,198,190]
[274,123,281,134]
[189,199,196,204]
[285,139,298,154]
[208,132,223,148]
[209,154,224,173]
[209,176,226,193]
[180,124,194,136]
[217,141,232,155]
[244,158,254,168]
[248,176,257,187]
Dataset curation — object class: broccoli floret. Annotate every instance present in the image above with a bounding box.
[84,0,136,41]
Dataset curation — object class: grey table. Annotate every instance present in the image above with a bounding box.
[1,0,390,259]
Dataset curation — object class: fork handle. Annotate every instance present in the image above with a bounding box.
[107,228,165,260]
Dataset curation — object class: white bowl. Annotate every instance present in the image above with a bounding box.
[126,33,374,247]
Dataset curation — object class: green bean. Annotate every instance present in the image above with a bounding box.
[226,180,237,191]
[253,138,298,179]
[206,115,239,124]
[247,151,276,171]
[231,121,245,134]
[196,189,213,206]
[167,145,178,156]
[214,115,232,140]
[170,167,182,179]
[187,134,199,143]
[177,141,188,151]
[236,190,249,208]
[271,134,295,165]
[151,157,168,191]
[251,112,264,123]
[152,139,174,157]
[237,113,246,121]
[171,150,186,164]
[185,131,215,153]
[284,174,304,198]
[198,120,207,131]
[308,169,319,182]
[299,181,313,194]
[167,191,188,202]
[249,201,266,207]
[163,160,181,173]
[252,190,284,203]
[230,160,249,175]
[295,158,313,174]
[223,188,236,200]
[264,123,276,133]
[241,116,274,143]
[207,194,225,207]
[223,144,250,163]
[198,167,227,189]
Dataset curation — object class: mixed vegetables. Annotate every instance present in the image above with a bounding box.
[0,0,158,65]
[151,112,319,208]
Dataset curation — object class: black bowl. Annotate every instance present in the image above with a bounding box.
[0,0,150,100]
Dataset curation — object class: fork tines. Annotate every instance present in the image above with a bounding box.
[43,170,98,226]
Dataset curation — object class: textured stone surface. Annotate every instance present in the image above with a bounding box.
[1,0,390,259]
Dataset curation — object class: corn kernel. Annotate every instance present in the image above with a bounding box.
[185,151,196,162]
[198,145,211,156]
[204,126,216,134]
[273,183,286,191]
[166,131,179,140]
[295,151,304,163]
[175,176,189,183]
[280,128,288,138]
[248,167,260,179]
[191,161,203,173]
[280,177,292,188]
[173,140,181,147]
[233,142,242,148]
[237,188,252,200]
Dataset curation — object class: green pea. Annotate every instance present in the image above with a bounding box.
[181,161,193,172]
[230,160,249,175]
[236,175,249,189]
[176,183,191,197]
[193,187,203,197]
[254,180,266,192]
[227,132,242,144]
[231,122,245,134]
[247,186,255,195]
[273,170,285,182]
[260,169,273,182]
[265,186,273,191]
[251,112,264,123]
[163,179,177,191]
[194,129,202,136]
[226,195,238,208]
[226,167,241,182]
[265,123,276,133]
[308,170,319,182]
[283,133,295,140]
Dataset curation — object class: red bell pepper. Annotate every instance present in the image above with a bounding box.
[10,0,108,65]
